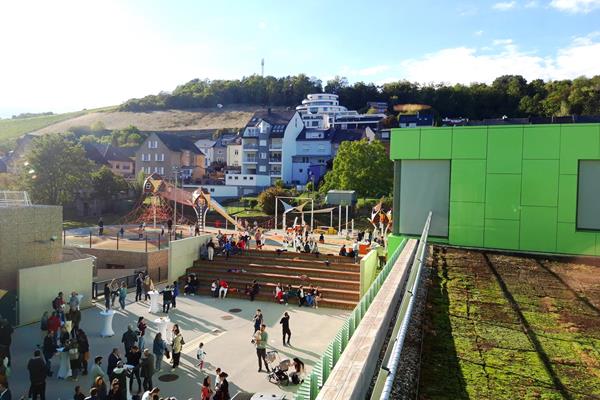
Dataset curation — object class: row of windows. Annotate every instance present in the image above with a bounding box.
[147,140,159,149]
[145,166,165,174]
[140,153,165,162]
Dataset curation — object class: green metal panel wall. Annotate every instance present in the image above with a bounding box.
[390,124,600,256]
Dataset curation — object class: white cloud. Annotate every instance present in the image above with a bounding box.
[550,0,600,13]
[474,30,484,36]
[493,1,517,10]
[399,35,600,84]
[524,0,539,7]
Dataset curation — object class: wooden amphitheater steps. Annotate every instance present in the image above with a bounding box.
[180,249,361,310]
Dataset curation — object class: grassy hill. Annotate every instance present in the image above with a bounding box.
[0,105,263,152]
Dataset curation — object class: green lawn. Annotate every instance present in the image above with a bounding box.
[420,247,600,399]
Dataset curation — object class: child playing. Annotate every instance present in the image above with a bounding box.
[196,342,207,370]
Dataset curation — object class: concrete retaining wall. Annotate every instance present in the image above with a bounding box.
[168,235,211,283]
[18,257,94,325]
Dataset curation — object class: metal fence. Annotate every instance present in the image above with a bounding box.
[92,269,147,300]
[293,236,409,400]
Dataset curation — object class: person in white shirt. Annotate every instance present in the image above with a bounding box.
[141,387,160,400]
[196,342,206,371]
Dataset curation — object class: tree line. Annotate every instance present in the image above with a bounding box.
[119,74,600,119]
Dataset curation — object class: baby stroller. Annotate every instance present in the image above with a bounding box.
[267,351,291,386]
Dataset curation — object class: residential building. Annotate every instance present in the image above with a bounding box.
[237,109,304,190]
[296,93,386,130]
[367,101,388,114]
[225,135,242,167]
[83,143,137,178]
[135,132,206,183]
[398,112,434,128]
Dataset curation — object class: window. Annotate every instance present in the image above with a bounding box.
[259,166,266,172]
[398,160,450,237]
[160,153,165,161]
[577,160,600,230]
[318,145,325,152]
[234,176,239,180]
[234,150,239,155]
[159,167,164,175]
[259,140,267,146]
[154,153,158,161]
[260,152,267,159]
[243,176,247,180]
[145,166,151,174]
[115,164,120,169]
[299,168,303,173]
[249,176,254,180]
[148,140,158,149]
[153,167,158,173]
[210,188,215,192]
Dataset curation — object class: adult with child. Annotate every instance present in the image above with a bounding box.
[254,324,270,373]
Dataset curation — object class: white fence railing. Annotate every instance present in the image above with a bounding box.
[0,191,32,207]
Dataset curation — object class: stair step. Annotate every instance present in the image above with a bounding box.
[188,268,359,291]
[199,253,360,271]
[233,249,357,265]
[191,261,359,279]
[195,288,357,310]
[191,278,360,302]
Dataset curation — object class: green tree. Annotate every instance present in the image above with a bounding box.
[90,120,106,133]
[258,186,290,215]
[320,139,392,198]
[91,166,129,201]
[23,134,93,205]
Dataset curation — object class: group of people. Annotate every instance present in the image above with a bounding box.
[282,230,320,255]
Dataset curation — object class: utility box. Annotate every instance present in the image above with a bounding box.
[325,190,357,206]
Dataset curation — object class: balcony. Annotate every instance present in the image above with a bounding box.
[269,142,282,150]
[269,157,282,164]
[269,169,282,176]
[243,143,258,150]
[244,157,257,163]
[245,128,259,137]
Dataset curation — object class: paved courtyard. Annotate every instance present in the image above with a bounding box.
[8,289,349,399]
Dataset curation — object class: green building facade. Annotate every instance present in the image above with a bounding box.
[388,124,600,256]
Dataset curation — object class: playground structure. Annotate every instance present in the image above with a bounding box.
[129,174,243,231]
[369,200,392,244]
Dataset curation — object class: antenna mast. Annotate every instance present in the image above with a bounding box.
[261,58,264,77]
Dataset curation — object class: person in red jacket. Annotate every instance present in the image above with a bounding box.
[219,280,228,299]
[47,312,61,344]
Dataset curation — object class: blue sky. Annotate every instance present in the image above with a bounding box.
[1,0,599,117]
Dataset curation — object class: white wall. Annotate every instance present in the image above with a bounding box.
[168,234,211,283]
[18,258,94,325]
[225,173,270,187]
[281,112,304,184]
[227,144,242,166]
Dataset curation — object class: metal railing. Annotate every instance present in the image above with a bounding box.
[293,236,409,400]
[92,269,148,299]
[371,212,432,400]
[0,191,32,207]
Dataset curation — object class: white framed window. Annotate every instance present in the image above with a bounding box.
[259,166,266,172]
[159,167,164,175]
[153,167,158,173]
[234,150,239,155]
[147,153,152,161]
[260,152,267,159]
[145,166,151,174]
[154,153,158,161]
[160,153,165,161]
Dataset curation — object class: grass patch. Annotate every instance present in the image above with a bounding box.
[419,247,600,399]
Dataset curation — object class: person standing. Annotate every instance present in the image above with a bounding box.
[69,308,81,339]
[152,334,166,372]
[98,218,104,236]
[255,324,270,373]
[39,312,49,345]
[171,327,183,369]
[125,346,141,394]
[250,280,260,302]
[42,331,56,377]
[90,356,109,385]
[103,284,111,311]
[201,376,213,400]
[135,273,144,302]
[252,309,263,334]
[137,317,147,351]
[118,282,127,310]
[207,239,215,261]
[214,372,230,400]
[47,312,60,345]
[143,276,153,301]
[161,286,172,313]
[77,330,90,375]
[52,292,65,322]
[121,326,138,355]
[171,281,179,309]
[69,291,80,311]
[106,349,121,380]
[139,349,155,392]
[280,312,291,346]
[196,342,206,371]
[109,280,119,308]
[27,350,48,399]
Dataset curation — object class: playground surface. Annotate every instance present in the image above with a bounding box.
[64,225,356,254]
[420,246,600,399]
[8,289,349,399]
